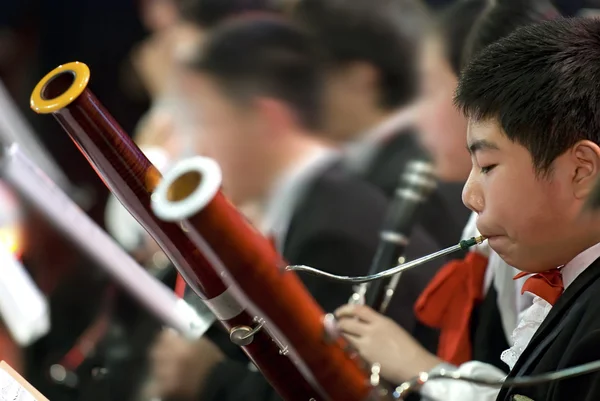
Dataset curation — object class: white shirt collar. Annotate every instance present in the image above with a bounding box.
[343,107,417,173]
[259,148,339,252]
[501,241,600,371]
[562,241,600,288]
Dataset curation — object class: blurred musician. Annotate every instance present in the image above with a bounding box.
[118,3,288,400]
[124,0,279,269]
[293,0,470,248]
[333,1,560,400]
[131,0,279,154]
[146,15,388,401]
[131,0,203,153]
[290,0,469,354]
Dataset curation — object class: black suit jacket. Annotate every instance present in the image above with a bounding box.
[363,127,470,249]
[199,162,388,401]
[356,127,471,354]
[497,256,600,401]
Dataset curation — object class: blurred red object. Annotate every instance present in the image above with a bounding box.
[0,324,22,373]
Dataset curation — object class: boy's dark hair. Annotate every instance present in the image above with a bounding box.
[455,18,600,173]
[292,0,427,109]
[180,0,280,29]
[437,0,559,76]
[188,16,324,130]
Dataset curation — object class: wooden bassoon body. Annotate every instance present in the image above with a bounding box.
[30,62,389,401]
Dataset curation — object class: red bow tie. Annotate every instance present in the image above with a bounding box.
[514,269,564,305]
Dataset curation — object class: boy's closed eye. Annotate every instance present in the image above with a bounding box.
[480,164,497,174]
[472,154,498,174]
[467,139,500,175]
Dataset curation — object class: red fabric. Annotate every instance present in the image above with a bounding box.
[59,285,116,371]
[61,310,111,371]
[267,235,277,251]
[414,252,489,366]
[514,269,564,306]
[175,274,186,299]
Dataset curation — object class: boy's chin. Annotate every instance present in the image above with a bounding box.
[491,247,556,274]
[488,238,538,272]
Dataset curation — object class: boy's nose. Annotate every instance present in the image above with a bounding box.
[462,173,484,214]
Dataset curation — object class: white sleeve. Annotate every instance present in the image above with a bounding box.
[0,245,49,346]
[420,362,506,401]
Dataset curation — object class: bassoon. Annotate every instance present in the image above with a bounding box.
[30,62,388,401]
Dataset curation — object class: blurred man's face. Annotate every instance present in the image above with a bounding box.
[322,63,380,143]
[177,71,270,205]
[416,38,471,182]
[139,0,180,33]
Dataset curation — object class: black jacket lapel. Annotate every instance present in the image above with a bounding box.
[499,257,600,400]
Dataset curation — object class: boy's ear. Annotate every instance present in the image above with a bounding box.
[571,140,600,199]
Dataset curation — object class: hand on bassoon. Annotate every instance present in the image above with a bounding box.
[147,329,225,400]
[335,305,441,384]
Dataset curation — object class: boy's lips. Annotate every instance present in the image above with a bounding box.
[476,223,508,250]
[478,231,505,245]
[476,223,501,240]
[486,235,509,250]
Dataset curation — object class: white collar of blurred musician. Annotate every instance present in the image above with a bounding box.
[344,106,418,173]
[259,147,339,252]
